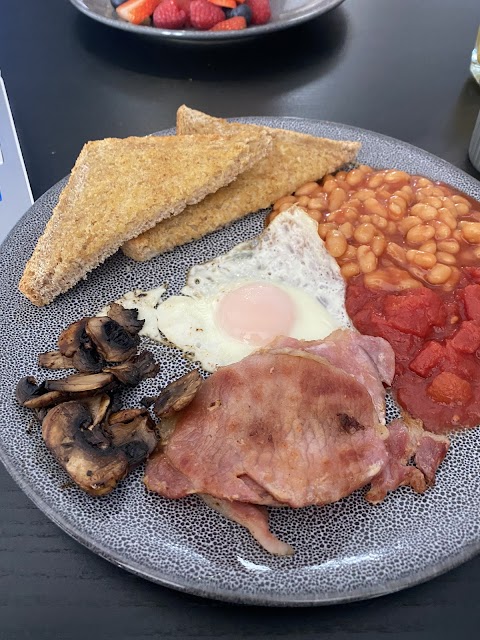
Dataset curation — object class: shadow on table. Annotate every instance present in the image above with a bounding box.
[73,6,348,83]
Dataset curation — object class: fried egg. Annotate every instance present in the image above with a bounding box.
[115,207,351,372]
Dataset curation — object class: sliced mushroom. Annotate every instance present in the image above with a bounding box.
[45,372,115,394]
[107,408,158,466]
[38,350,75,370]
[16,376,67,410]
[58,319,89,358]
[104,351,160,386]
[153,370,202,419]
[57,319,105,372]
[107,303,144,336]
[81,394,111,427]
[42,401,129,496]
[85,317,138,362]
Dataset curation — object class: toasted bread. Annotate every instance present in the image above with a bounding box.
[19,132,271,306]
[121,106,361,261]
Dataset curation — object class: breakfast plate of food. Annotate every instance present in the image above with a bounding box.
[2,107,480,605]
[68,0,345,41]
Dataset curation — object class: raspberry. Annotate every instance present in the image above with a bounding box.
[189,0,225,29]
[209,16,247,30]
[245,0,270,25]
[153,0,187,28]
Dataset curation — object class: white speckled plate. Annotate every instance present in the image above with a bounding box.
[1,118,480,606]
[68,0,345,42]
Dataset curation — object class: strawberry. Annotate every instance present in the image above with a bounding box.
[153,0,187,28]
[245,0,270,25]
[116,0,161,24]
[189,0,225,29]
[209,16,246,30]
[208,0,237,8]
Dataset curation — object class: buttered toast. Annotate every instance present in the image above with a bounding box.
[121,106,361,261]
[19,132,271,306]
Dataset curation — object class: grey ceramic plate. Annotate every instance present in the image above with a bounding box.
[68,0,345,42]
[2,118,480,606]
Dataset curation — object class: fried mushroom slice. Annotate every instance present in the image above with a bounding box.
[104,351,160,386]
[38,350,75,370]
[153,370,202,419]
[81,394,111,427]
[57,319,104,372]
[16,376,67,410]
[42,401,129,496]
[107,408,158,466]
[106,303,144,336]
[85,317,138,362]
[45,372,116,394]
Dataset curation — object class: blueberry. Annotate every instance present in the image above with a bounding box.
[111,0,126,8]
[225,4,252,25]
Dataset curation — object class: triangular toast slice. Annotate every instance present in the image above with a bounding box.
[19,132,271,306]
[122,106,360,261]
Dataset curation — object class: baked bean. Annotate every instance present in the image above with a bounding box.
[266,209,280,224]
[311,186,326,198]
[364,269,422,291]
[371,235,387,257]
[432,221,452,240]
[347,198,362,209]
[342,245,357,261]
[377,188,392,201]
[386,242,407,263]
[368,174,384,189]
[371,214,388,230]
[335,171,347,181]
[364,197,388,217]
[473,247,480,260]
[453,229,463,243]
[295,181,319,196]
[461,222,480,244]
[438,208,457,230]
[424,196,443,209]
[354,222,376,244]
[406,250,437,269]
[307,209,323,222]
[452,195,470,207]
[328,188,347,211]
[323,180,338,194]
[441,198,457,215]
[419,240,437,254]
[325,229,348,257]
[436,251,456,266]
[279,202,296,213]
[308,196,327,210]
[344,208,359,222]
[411,203,437,221]
[455,202,470,216]
[388,196,407,219]
[345,169,364,187]
[398,216,422,234]
[384,170,409,184]
[430,187,446,197]
[417,187,435,200]
[386,221,397,235]
[437,239,460,254]
[358,164,373,173]
[296,195,311,208]
[341,262,361,279]
[339,222,354,239]
[318,223,336,239]
[406,224,436,245]
[355,189,376,202]
[426,264,452,285]
[274,195,297,210]
[357,246,378,273]
[359,214,372,224]
[416,177,434,188]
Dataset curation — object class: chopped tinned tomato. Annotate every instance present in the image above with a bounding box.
[460,284,480,321]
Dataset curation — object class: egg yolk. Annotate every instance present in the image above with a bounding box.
[215,283,295,346]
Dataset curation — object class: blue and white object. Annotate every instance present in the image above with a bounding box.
[0,72,33,244]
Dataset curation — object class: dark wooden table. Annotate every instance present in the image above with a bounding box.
[1,0,480,637]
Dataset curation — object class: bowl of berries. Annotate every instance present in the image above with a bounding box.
[69,0,345,41]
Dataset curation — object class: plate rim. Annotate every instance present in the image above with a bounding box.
[2,116,480,606]
[68,0,346,42]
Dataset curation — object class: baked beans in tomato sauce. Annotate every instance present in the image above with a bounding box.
[268,167,480,433]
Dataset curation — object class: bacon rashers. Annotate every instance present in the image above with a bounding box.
[145,330,449,555]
